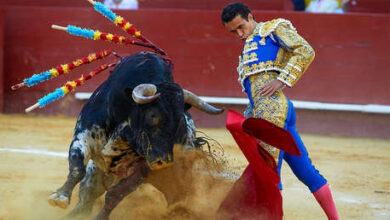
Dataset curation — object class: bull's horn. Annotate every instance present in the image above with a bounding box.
[183,89,224,114]
[132,84,161,104]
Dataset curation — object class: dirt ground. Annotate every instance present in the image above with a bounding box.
[0,114,389,220]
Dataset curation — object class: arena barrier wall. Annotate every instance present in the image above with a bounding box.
[348,0,390,14]
[139,0,390,14]
[0,11,4,113]
[138,0,293,10]
[0,0,293,10]
[1,0,389,14]
[0,0,91,8]
[2,7,390,138]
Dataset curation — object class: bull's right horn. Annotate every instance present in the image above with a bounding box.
[183,89,224,115]
[132,84,161,104]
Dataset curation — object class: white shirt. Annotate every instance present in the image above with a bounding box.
[103,0,139,10]
[305,0,344,13]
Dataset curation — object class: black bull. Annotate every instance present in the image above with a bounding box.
[47,52,223,219]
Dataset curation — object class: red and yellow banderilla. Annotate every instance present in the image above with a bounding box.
[11,50,112,90]
[26,62,117,112]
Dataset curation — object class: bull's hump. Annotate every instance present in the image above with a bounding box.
[108,52,173,86]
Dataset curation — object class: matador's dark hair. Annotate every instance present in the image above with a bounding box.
[221,2,253,24]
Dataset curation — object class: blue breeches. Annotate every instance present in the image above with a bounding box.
[277,100,327,192]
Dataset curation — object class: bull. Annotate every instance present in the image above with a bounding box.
[47,51,223,220]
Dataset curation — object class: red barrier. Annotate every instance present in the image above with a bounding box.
[3,8,390,113]
[1,0,389,13]
[139,0,288,10]
[0,0,90,7]
[0,11,3,113]
[0,0,292,11]
[348,0,390,14]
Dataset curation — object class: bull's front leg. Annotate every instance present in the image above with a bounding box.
[48,134,90,209]
[94,158,150,220]
[65,160,113,219]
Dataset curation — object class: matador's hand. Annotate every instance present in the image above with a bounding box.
[259,80,285,97]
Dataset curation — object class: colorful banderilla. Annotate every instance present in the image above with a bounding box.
[51,25,156,50]
[86,0,166,56]
[11,50,112,90]
[25,62,117,112]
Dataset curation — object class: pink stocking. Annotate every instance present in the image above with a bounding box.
[313,183,339,220]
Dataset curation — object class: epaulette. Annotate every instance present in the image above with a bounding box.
[258,18,296,38]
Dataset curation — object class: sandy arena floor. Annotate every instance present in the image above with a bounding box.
[0,114,389,220]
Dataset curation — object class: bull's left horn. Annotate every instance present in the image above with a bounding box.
[132,84,161,104]
[183,89,224,114]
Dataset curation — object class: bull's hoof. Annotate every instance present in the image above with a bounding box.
[48,192,70,209]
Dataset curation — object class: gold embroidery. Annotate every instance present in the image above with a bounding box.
[237,18,313,159]
[243,42,258,53]
[242,52,258,64]
[259,18,296,38]
[244,52,257,60]
[239,59,285,83]
[249,72,288,159]
[260,37,266,46]
[245,34,255,43]
[238,18,314,88]
[273,22,315,87]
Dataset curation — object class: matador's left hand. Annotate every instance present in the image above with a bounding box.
[259,79,285,97]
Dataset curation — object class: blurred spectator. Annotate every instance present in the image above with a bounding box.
[305,0,349,13]
[291,0,306,11]
[103,0,139,10]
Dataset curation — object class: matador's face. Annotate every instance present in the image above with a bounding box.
[224,13,257,41]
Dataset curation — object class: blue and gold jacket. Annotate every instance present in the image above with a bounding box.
[238,19,315,158]
[237,18,315,90]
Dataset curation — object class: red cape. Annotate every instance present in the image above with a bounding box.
[217,109,300,220]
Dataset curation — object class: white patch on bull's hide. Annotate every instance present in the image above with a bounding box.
[84,159,112,191]
[71,125,107,167]
[119,121,130,130]
[75,115,83,131]
[87,125,109,171]
[102,138,117,157]
[184,113,196,150]
[85,160,96,176]
[73,120,136,174]
[71,129,91,164]
[94,90,101,98]
[127,117,132,126]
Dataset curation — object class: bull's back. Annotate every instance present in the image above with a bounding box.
[76,51,172,131]
[107,51,173,89]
